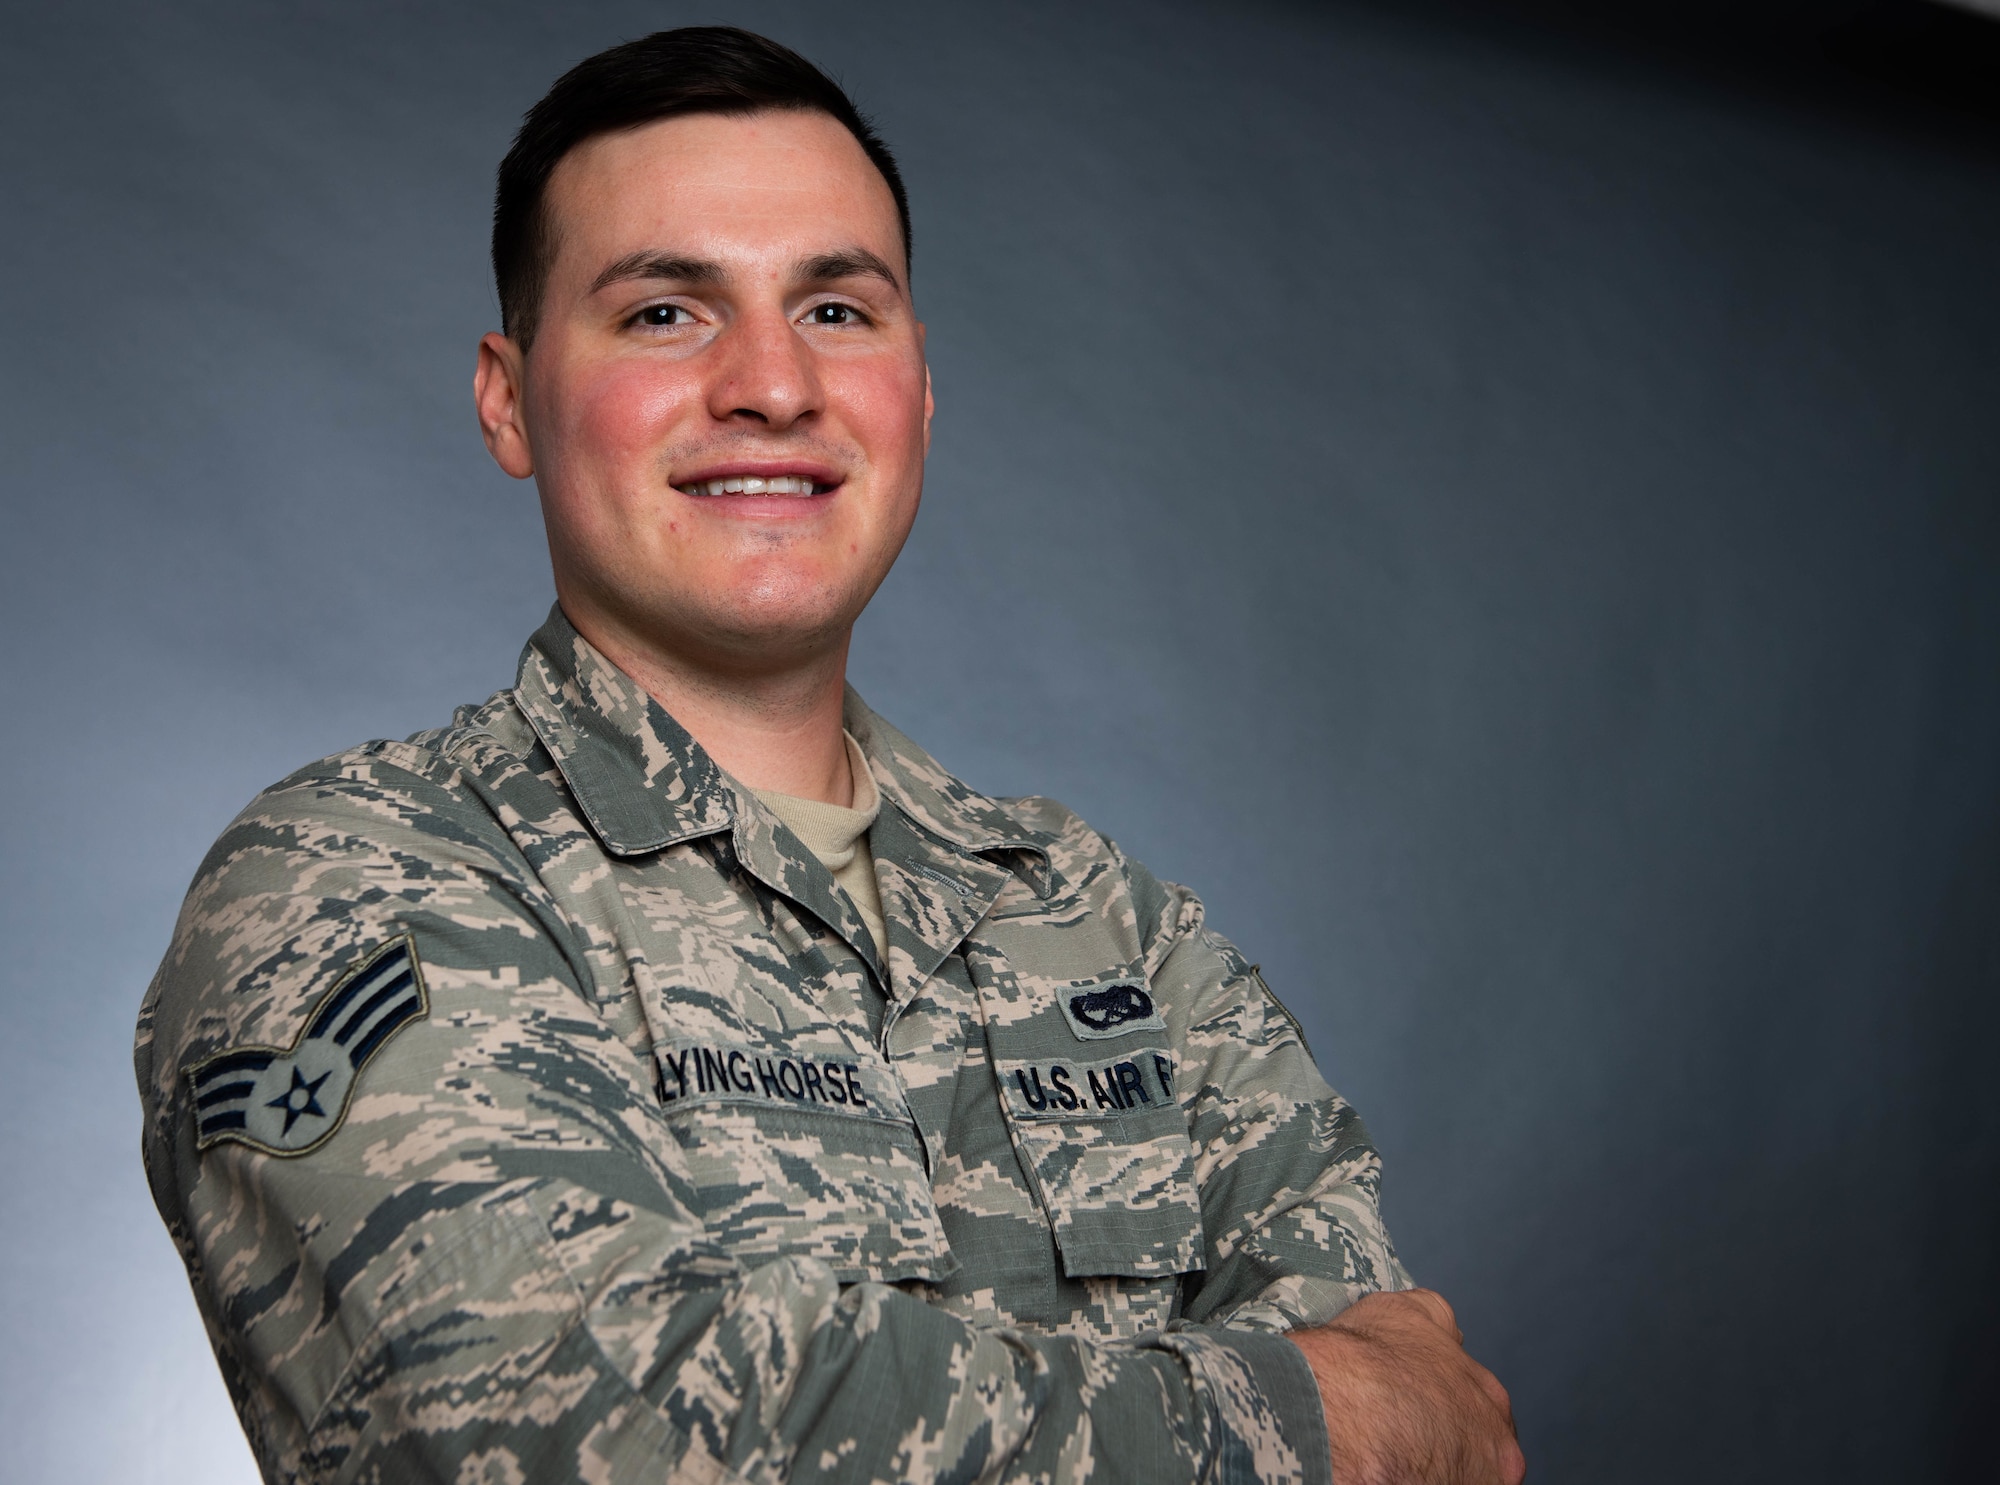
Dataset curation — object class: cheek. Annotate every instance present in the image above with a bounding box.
[556,358,694,473]
[532,357,698,563]
[833,359,931,476]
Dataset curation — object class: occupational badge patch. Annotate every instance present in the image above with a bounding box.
[1058,979,1167,1041]
[182,935,428,1156]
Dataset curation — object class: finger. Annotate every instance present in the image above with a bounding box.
[1469,1360,1513,1420]
[1401,1287,1462,1342]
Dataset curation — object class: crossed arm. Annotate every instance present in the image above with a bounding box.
[139,767,1522,1482]
[1144,890,1525,1485]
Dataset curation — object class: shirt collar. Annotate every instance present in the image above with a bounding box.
[512,605,734,855]
[842,691,1052,896]
[513,605,1051,892]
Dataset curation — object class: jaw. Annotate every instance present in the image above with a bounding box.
[533,433,925,680]
[550,514,890,678]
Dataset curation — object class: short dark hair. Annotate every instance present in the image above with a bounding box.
[493,27,911,349]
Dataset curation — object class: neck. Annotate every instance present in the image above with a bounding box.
[561,603,857,806]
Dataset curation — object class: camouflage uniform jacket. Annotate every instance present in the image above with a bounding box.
[135,607,1410,1485]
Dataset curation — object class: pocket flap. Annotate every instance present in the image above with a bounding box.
[990,1044,1205,1278]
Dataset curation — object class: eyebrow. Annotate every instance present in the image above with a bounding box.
[588,252,723,296]
[587,246,905,298]
[796,248,904,293]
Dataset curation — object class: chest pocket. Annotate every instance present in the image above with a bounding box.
[652,1036,957,1285]
[975,976,1205,1279]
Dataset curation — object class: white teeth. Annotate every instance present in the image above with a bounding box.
[683,476,825,496]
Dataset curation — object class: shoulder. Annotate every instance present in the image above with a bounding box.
[186,716,519,905]
[141,689,560,1101]
[199,687,538,871]
[997,793,1205,971]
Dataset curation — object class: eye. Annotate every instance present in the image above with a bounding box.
[634,304,693,327]
[807,303,861,326]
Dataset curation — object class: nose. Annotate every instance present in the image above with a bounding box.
[706,303,823,431]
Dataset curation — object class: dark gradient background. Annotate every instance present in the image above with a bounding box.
[3,2,1995,1481]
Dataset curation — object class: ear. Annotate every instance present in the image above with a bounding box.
[475,332,535,479]
[918,322,933,457]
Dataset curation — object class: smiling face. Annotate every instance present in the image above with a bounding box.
[476,109,931,679]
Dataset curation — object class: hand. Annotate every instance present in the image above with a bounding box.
[1288,1288,1525,1485]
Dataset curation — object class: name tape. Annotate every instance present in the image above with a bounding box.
[653,1038,909,1126]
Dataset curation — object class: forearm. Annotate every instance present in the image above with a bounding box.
[184,1163,1317,1483]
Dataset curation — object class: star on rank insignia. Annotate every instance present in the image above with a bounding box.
[182,935,429,1157]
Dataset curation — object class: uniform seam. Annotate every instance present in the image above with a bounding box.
[1247,966,1316,1064]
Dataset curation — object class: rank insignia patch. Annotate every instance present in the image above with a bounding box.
[1059,980,1168,1041]
[183,935,428,1157]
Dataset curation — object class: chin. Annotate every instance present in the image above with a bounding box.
[718,563,878,626]
[682,589,863,660]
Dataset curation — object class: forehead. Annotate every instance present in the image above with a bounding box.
[542,110,903,274]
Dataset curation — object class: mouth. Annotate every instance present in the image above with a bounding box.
[673,465,840,498]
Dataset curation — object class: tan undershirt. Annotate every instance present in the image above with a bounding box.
[751,732,887,959]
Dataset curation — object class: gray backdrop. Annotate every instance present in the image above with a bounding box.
[3,2,1994,1481]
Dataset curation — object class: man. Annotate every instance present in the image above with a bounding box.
[136,27,1522,1485]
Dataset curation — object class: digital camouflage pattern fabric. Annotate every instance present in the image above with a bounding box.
[136,606,1411,1484]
